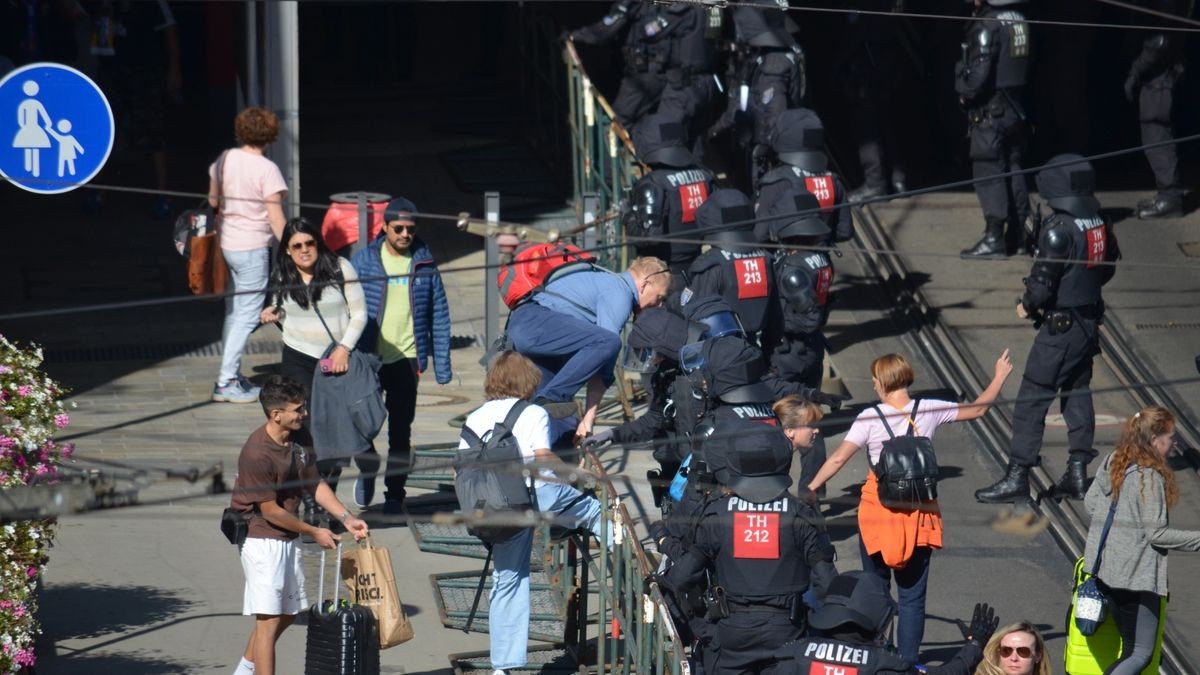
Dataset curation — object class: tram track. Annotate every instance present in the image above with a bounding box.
[849,200,1199,674]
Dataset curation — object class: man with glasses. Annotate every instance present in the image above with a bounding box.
[229,375,368,675]
[351,198,454,513]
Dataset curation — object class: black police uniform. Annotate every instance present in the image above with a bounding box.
[1125,0,1189,219]
[976,155,1120,504]
[685,190,778,343]
[662,423,836,675]
[756,108,855,245]
[571,1,716,132]
[775,571,986,675]
[627,114,719,284]
[955,0,1033,258]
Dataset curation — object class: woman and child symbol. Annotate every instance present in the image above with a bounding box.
[14,80,85,180]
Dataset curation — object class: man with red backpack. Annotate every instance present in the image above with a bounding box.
[505,255,671,445]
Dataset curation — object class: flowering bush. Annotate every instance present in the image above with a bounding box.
[0,335,73,673]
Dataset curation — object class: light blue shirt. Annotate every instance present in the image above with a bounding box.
[532,270,638,334]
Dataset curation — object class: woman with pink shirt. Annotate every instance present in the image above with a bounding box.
[807,350,1013,665]
[208,107,289,403]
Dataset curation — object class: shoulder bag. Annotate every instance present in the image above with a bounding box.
[871,398,939,510]
[185,150,230,295]
[1073,499,1118,636]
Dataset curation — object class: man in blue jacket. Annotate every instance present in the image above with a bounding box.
[351,198,453,513]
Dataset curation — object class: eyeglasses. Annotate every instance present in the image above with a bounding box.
[289,240,316,251]
[388,224,416,234]
[999,646,1034,659]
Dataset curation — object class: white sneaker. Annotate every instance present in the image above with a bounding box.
[491,670,509,675]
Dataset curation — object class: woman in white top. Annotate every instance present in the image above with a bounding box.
[807,350,1013,665]
[261,218,366,487]
[209,107,288,403]
[459,351,603,675]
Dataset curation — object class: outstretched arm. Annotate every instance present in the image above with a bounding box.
[955,349,1013,421]
[807,440,861,492]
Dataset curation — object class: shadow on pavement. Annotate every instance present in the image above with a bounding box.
[38,650,207,675]
[40,583,196,641]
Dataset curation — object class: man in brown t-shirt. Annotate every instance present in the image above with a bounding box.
[230,375,368,675]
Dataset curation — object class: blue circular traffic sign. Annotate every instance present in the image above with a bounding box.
[0,62,114,194]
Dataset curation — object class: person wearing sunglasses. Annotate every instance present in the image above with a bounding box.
[350,198,453,513]
[975,622,1050,675]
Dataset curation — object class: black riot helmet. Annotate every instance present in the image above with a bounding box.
[697,189,758,246]
[809,571,897,638]
[633,114,695,168]
[711,419,794,503]
[681,335,775,404]
[768,108,828,172]
[1036,153,1101,217]
[733,0,799,48]
[760,188,831,241]
[681,294,745,341]
[624,308,695,373]
[778,264,815,306]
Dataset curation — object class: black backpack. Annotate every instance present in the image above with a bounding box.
[455,400,537,545]
[871,399,939,510]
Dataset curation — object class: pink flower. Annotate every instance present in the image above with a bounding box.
[61,442,75,459]
[0,600,12,609]
[54,413,69,429]
[14,647,36,667]
[13,603,25,618]
[0,365,10,374]
[26,566,37,578]
[0,437,13,449]
[17,385,31,396]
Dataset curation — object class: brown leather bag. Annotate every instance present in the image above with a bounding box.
[187,151,230,295]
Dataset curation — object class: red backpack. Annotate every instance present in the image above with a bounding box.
[497,242,599,309]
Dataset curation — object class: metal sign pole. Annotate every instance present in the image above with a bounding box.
[485,191,501,354]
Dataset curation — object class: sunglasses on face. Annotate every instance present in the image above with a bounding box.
[999,645,1033,659]
[388,224,416,234]
[289,240,317,251]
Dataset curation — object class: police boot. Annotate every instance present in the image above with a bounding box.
[1054,458,1089,500]
[1137,194,1183,220]
[960,220,1007,259]
[847,183,887,204]
[975,463,1031,504]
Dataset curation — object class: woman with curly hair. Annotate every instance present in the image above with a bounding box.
[974,622,1050,675]
[1082,406,1200,674]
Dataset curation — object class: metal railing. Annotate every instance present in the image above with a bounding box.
[540,452,688,675]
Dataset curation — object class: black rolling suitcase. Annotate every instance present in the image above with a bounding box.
[305,542,381,675]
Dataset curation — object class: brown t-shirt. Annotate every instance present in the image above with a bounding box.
[231,424,319,541]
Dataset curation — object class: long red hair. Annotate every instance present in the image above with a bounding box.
[1110,406,1178,507]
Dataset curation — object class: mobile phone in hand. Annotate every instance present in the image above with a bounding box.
[319,358,334,374]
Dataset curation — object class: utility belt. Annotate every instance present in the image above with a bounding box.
[623,46,666,74]
[1045,303,1103,335]
[709,590,803,622]
[968,88,1023,126]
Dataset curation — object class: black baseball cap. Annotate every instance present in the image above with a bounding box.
[384,197,418,223]
[713,420,793,503]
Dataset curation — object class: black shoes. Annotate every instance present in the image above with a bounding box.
[1137,195,1183,220]
[961,231,1007,259]
[1054,460,1088,501]
[847,184,888,204]
[975,463,1031,504]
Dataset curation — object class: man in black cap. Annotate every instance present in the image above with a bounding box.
[1124,0,1189,219]
[683,189,778,345]
[755,108,854,244]
[956,0,1033,259]
[626,113,718,292]
[976,154,1120,504]
[710,0,806,189]
[775,571,995,675]
[659,419,837,675]
[569,1,717,132]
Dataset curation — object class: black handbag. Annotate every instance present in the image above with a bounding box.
[220,508,252,546]
[871,398,939,510]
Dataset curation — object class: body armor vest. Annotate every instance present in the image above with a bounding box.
[776,250,833,336]
[689,247,775,335]
[707,493,812,603]
[1038,214,1116,309]
[631,167,718,266]
[779,638,910,675]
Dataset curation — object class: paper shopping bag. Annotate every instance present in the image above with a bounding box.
[341,536,413,649]
[187,231,228,296]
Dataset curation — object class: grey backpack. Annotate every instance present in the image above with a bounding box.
[455,401,536,545]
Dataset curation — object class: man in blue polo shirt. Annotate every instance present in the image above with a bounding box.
[506,256,671,444]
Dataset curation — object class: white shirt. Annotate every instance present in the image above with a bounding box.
[458,398,551,488]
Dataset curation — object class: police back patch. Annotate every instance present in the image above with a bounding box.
[997,11,1029,58]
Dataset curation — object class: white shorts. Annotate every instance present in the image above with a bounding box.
[240,537,308,616]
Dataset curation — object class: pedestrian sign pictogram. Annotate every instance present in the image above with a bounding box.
[0,62,114,194]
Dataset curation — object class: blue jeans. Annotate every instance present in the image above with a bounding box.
[218,247,270,386]
[489,482,603,670]
[859,540,932,664]
[505,303,621,404]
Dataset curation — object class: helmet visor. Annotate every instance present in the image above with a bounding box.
[622,345,661,374]
[679,341,706,374]
[700,311,744,340]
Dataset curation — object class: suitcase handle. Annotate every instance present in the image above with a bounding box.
[316,541,343,614]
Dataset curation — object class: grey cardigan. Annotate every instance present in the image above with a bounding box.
[1082,452,1200,596]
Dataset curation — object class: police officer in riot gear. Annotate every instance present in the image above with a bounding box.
[755,108,855,245]
[660,420,837,675]
[569,1,717,133]
[684,189,778,345]
[627,113,718,291]
[709,0,807,189]
[956,0,1033,259]
[976,155,1120,504]
[1125,0,1189,219]
[775,572,996,675]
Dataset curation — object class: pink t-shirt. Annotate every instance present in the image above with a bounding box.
[843,398,959,466]
[209,148,288,251]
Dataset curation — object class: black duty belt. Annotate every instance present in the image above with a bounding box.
[727,601,791,615]
[1064,303,1103,321]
